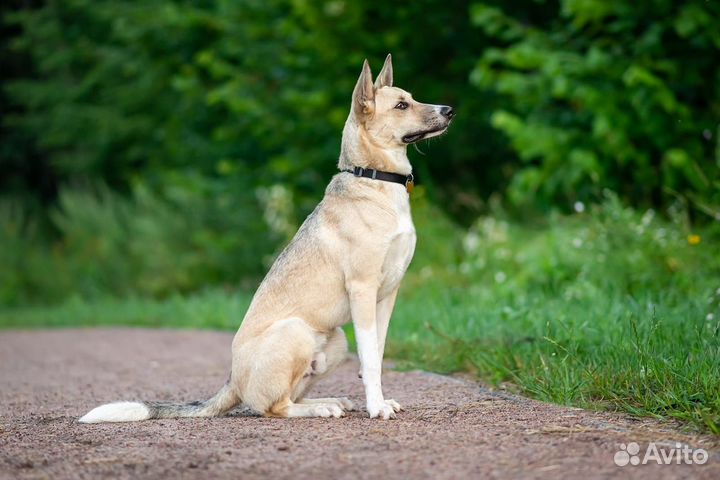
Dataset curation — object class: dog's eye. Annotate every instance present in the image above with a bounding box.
[395,101,408,110]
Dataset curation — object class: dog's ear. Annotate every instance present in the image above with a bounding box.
[352,59,375,117]
[374,53,393,89]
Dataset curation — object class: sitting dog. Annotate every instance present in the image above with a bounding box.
[80,54,454,422]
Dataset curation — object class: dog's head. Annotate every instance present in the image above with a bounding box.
[350,54,454,146]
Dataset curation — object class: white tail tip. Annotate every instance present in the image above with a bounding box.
[79,401,150,423]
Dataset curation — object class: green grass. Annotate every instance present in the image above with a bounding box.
[2,193,719,434]
[0,289,252,330]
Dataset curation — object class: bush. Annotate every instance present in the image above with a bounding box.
[0,172,275,305]
[470,0,720,215]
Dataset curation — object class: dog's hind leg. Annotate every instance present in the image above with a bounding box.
[237,318,349,418]
[297,397,355,411]
[268,397,344,418]
[291,327,355,411]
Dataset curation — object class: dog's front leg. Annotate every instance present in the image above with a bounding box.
[350,284,397,419]
[373,288,403,413]
[376,288,399,366]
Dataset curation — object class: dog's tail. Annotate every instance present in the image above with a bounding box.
[78,383,240,423]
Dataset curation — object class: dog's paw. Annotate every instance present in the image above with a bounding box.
[318,397,355,411]
[366,400,398,420]
[385,399,403,412]
[337,397,356,411]
[313,404,344,418]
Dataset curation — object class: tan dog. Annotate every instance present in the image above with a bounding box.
[80,54,454,422]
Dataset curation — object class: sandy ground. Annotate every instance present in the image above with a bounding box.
[0,328,717,479]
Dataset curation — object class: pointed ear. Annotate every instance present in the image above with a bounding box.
[352,59,375,117]
[374,53,393,88]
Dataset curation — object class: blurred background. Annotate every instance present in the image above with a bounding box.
[2,0,720,432]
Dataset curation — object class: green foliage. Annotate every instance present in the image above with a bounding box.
[2,0,495,215]
[4,1,720,217]
[0,201,50,304]
[1,0,502,304]
[471,0,720,214]
[0,174,273,305]
[3,0,719,305]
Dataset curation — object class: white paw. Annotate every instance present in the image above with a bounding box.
[386,399,403,412]
[326,403,344,417]
[313,404,344,418]
[367,400,398,420]
[313,406,332,418]
[337,397,356,411]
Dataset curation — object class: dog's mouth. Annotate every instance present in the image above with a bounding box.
[401,125,449,144]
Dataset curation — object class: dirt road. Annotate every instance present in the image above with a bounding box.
[0,329,717,479]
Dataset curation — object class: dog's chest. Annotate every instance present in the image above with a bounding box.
[379,192,416,299]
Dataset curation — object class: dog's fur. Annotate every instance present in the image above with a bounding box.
[80,54,453,422]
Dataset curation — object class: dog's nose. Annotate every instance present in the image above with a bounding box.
[440,105,455,120]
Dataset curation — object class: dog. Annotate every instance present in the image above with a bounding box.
[80,54,454,422]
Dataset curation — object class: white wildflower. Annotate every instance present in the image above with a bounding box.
[463,232,480,254]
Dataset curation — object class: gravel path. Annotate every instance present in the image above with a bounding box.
[0,329,717,479]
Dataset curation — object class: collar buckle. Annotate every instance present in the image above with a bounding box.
[405,173,415,194]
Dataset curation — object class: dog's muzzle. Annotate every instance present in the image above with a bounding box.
[401,125,449,144]
[401,105,454,144]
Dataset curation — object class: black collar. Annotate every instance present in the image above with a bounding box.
[344,166,415,193]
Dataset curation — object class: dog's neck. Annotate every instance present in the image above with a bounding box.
[338,120,412,176]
